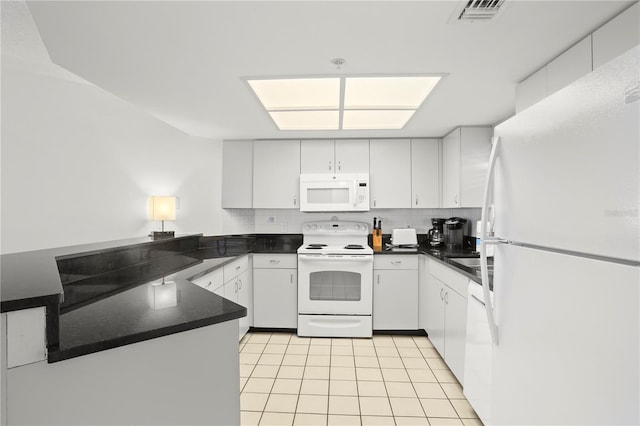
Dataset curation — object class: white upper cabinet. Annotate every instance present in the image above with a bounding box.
[253,139,300,208]
[592,2,639,70]
[442,127,492,208]
[222,140,253,208]
[442,130,461,208]
[411,138,440,208]
[547,35,592,96]
[515,66,547,114]
[369,139,412,209]
[301,139,369,174]
[516,4,638,114]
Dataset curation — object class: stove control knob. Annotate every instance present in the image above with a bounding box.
[304,224,311,231]
[312,224,318,231]
[354,224,360,231]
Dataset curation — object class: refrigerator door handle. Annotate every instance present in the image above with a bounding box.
[481,135,501,345]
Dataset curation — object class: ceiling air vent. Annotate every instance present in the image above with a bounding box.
[454,0,507,22]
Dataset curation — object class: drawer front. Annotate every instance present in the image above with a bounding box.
[223,255,250,281]
[374,255,418,270]
[191,268,224,293]
[429,259,468,297]
[253,253,297,269]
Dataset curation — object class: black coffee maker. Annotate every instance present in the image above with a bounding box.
[444,217,467,250]
[428,218,446,247]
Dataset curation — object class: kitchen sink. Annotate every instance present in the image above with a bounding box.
[450,257,493,271]
[451,257,481,268]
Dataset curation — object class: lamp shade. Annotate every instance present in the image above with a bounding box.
[149,196,176,221]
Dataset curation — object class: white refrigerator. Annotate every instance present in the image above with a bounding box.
[480,45,639,425]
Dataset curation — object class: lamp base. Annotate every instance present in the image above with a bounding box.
[151,231,175,240]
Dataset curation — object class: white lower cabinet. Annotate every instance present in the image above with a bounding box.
[253,254,298,328]
[425,259,468,383]
[373,255,419,330]
[190,255,252,341]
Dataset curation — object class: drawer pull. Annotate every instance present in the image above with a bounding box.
[270,259,280,264]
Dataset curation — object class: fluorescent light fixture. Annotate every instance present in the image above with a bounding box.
[343,110,417,130]
[344,76,441,109]
[246,75,442,130]
[248,78,340,110]
[269,110,339,130]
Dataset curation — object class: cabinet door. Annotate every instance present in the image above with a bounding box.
[253,140,300,208]
[237,270,252,337]
[592,2,639,70]
[442,129,461,208]
[335,139,369,173]
[426,275,445,357]
[547,36,592,96]
[222,140,253,208]
[444,287,468,383]
[223,277,239,303]
[411,138,440,208]
[418,255,429,330]
[369,139,412,208]
[460,127,492,208]
[301,139,335,174]
[253,269,297,328]
[373,269,419,330]
[515,66,547,114]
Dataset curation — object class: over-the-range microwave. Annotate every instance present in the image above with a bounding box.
[299,173,370,212]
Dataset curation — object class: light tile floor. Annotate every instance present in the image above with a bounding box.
[239,332,483,426]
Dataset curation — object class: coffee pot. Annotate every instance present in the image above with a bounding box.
[428,218,446,247]
[444,217,467,250]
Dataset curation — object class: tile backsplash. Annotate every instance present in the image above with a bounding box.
[223,208,482,238]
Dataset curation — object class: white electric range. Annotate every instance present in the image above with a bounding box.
[297,221,373,338]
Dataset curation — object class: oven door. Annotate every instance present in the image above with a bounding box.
[298,254,373,315]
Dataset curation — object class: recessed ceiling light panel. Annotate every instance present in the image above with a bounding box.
[344,76,442,109]
[248,78,340,110]
[342,110,417,130]
[269,110,339,130]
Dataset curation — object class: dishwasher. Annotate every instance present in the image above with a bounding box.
[463,280,493,424]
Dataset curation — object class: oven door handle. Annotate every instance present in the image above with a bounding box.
[298,254,373,262]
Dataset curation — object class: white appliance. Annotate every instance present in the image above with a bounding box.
[477,46,639,425]
[463,280,493,423]
[299,173,369,212]
[297,221,373,337]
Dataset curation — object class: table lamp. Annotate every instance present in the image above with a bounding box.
[149,196,176,239]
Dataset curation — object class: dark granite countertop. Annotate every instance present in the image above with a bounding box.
[0,233,301,363]
[370,234,493,289]
[2,230,492,363]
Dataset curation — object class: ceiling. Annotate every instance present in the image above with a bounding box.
[19,0,636,140]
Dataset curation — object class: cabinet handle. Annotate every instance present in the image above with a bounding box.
[290,273,293,283]
[238,279,242,291]
[377,274,380,284]
[205,281,212,288]
[338,161,342,171]
[329,161,332,171]
[391,260,402,265]
[269,259,280,264]
[454,195,458,205]
[415,195,419,205]
[235,265,241,271]
[440,288,444,301]
[294,195,297,206]
[373,199,377,208]
[444,292,449,305]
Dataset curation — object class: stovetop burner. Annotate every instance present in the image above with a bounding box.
[344,245,365,250]
[308,244,328,248]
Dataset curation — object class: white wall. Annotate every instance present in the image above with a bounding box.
[1,5,223,254]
